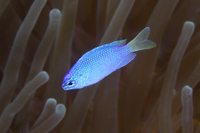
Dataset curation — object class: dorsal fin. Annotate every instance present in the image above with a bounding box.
[89,39,127,52]
[78,39,127,60]
[103,39,127,47]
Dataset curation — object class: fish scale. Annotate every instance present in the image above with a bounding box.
[62,27,156,90]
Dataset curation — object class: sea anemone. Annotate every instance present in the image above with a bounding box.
[0,0,200,133]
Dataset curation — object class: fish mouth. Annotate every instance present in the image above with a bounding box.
[62,83,70,90]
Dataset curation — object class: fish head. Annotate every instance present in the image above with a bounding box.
[62,71,87,90]
[62,78,77,90]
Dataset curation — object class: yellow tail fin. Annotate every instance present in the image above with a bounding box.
[127,27,156,52]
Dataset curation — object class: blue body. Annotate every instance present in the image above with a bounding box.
[62,27,156,90]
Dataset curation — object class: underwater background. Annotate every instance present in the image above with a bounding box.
[0,0,200,133]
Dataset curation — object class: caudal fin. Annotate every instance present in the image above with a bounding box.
[127,27,156,52]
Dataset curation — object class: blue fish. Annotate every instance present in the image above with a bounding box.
[62,27,156,90]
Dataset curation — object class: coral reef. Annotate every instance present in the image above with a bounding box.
[0,0,200,133]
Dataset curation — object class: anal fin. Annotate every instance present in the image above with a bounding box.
[116,53,137,70]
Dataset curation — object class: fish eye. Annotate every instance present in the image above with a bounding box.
[67,80,76,86]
